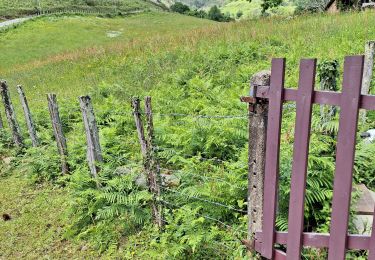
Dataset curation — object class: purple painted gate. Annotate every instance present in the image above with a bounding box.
[245,56,375,259]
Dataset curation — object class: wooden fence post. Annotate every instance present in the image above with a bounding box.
[131,98,147,157]
[361,41,375,122]
[47,94,69,174]
[144,96,163,228]
[79,96,103,179]
[17,85,39,147]
[132,97,163,228]
[0,80,23,147]
[0,112,3,130]
[246,71,270,247]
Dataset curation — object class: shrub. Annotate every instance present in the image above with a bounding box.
[170,2,190,14]
[208,5,223,21]
[236,10,244,19]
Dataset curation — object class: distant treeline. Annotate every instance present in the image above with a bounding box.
[170,2,233,22]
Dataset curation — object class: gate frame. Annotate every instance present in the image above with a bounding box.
[241,56,375,259]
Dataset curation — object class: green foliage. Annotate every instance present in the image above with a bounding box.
[294,0,363,13]
[2,11,375,258]
[170,2,191,13]
[66,164,152,252]
[143,205,248,259]
[222,0,295,18]
[337,0,363,10]
[0,0,165,19]
[208,5,232,22]
[260,0,283,13]
[317,59,340,91]
[317,60,340,124]
[247,0,284,14]
[170,2,232,22]
[22,145,62,183]
[354,142,375,190]
[0,129,15,155]
[294,0,329,13]
[236,9,244,18]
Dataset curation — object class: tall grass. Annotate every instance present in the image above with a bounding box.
[1,11,374,109]
[0,0,164,19]
[1,10,375,259]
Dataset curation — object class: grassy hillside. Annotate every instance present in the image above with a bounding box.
[221,0,295,18]
[162,0,295,18]
[0,13,213,71]
[0,169,102,258]
[1,10,375,259]
[0,0,165,19]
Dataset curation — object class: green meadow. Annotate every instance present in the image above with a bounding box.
[0,0,164,19]
[221,0,295,18]
[1,9,375,259]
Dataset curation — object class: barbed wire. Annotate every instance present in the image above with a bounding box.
[160,167,246,190]
[161,200,247,235]
[159,201,244,251]
[160,185,247,214]
[155,147,248,168]
[155,113,248,119]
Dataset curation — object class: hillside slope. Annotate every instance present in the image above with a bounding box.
[161,0,295,18]
[1,11,375,259]
[0,0,166,19]
[221,0,295,18]
[160,0,226,8]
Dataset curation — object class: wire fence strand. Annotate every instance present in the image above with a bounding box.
[162,200,247,235]
[160,185,247,214]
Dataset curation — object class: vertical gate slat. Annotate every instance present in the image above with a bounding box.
[261,58,286,259]
[328,55,364,260]
[274,249,287,260]
[369,207,375,260]
[286,59,316,259]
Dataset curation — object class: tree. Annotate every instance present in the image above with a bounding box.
[295,0,363,13]
[294,0,330,12]
[236,10,244,19]
[208,5,224,21]
[260,0,283,13]
[247,0,283,14]
[170,2,190,14]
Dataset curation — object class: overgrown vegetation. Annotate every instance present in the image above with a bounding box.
[294,0,367,13]
[1,10,375,259]
[170,2,233,21]
[0,0,166,19]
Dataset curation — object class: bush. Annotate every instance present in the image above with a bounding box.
[207,5,233,22]
[208,5,223,21]
[170,2,190,14]
[236,10,244,19]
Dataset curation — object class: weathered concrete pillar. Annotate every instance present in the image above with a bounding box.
[247,71,270,245]
[361,41,375,123]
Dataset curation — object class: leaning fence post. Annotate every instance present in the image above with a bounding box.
[79,96,103,179]
[0,110,3,129]
[47,94,69,174]
[144,96,163,228]
[243,71,270,248]
[132,97,163,228]
[0,80,23,147]
[17,85,39,147]
[361,41,375,123]
[131,98,147,157]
